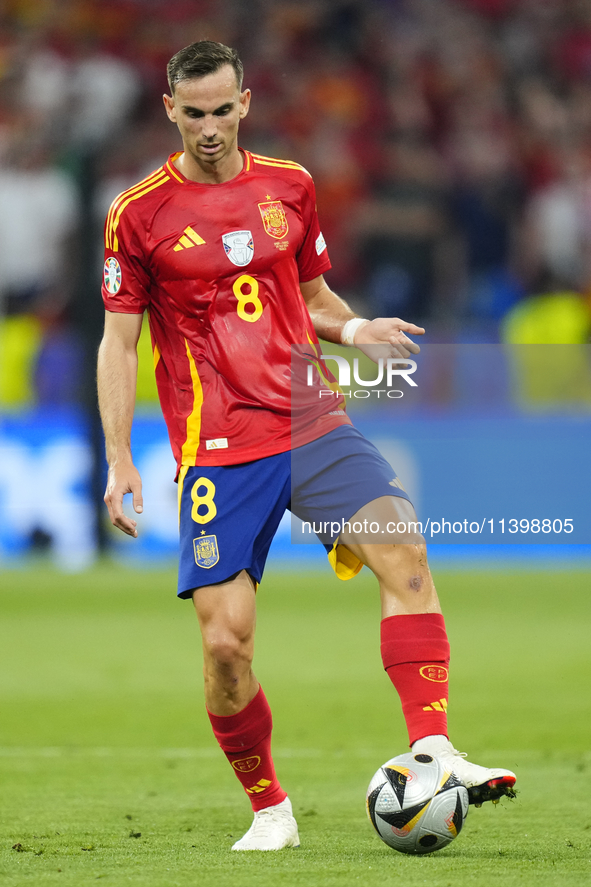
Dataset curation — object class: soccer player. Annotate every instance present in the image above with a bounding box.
[97,40,516,851]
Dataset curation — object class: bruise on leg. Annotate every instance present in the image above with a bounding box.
[409,546,429,591]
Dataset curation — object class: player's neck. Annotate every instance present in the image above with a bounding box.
[175,147,245,185]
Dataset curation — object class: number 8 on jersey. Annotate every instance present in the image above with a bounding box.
[233,274,263,323]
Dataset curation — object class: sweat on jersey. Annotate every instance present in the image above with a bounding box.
[102,149,351,475]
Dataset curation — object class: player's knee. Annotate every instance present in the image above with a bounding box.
[204,630,253,673]
[377,541,427,569]
[406,541,428,570]
[370,542,431,586]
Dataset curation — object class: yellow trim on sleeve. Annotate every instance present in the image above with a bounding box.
[105,169,167,248]
[251,153,310,176]
[109,174,169,251]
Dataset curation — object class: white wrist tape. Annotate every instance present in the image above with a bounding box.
[341,317,369,346]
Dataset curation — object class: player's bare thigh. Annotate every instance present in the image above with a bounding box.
[339,496,424,546]
[339,496,441,616]
[192,569,257,653]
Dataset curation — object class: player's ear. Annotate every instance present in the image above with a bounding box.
[239,88,251,120]
[163,93,176,122]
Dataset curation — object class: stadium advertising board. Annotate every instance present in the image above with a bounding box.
[1,346,591,565]
[291,344,591,547]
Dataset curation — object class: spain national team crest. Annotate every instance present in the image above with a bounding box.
[232,756,261,773]
[193,534,219,569]
[258,200,289,239]
[222,230,254,266]
[419,665,449,683]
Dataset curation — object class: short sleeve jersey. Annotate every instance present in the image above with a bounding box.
[102,150,350,473]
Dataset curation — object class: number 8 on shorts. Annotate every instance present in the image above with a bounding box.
[191,477,217,524]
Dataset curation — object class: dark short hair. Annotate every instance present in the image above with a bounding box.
[167,41,244,92]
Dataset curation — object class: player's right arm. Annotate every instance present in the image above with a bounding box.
[97,310,144,537]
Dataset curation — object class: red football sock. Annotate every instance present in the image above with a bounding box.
[207,686,287,812]
[381,613,450,746]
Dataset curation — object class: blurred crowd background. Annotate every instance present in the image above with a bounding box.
[2,0,591,411]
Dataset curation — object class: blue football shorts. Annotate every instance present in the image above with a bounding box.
[176,425,411,598]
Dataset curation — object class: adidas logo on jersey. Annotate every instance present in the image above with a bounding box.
[173,226,206,251]
[422,698,448,712]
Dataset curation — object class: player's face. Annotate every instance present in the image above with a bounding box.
[163,65,250,180]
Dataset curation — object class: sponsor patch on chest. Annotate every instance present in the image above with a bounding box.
[222,230,254,266]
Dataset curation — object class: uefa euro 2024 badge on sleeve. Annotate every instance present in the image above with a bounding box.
[104,257,122,294]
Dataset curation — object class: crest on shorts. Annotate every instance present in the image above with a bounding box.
[193,534,219,568]
[222,230,254,266]
[258,200,289,239]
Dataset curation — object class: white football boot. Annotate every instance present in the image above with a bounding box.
[412,735,516,806]
[231,797,300,851]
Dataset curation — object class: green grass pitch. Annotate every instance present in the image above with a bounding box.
[0,561,590,887]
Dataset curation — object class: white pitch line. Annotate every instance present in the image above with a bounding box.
[0,746,378,759]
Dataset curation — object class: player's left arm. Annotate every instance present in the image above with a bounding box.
[299,274,425,357]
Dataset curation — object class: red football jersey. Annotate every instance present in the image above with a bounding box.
[102,150,350,472]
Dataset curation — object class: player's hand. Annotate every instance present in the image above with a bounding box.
[104,460,143,537]
[353,317,425,360]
